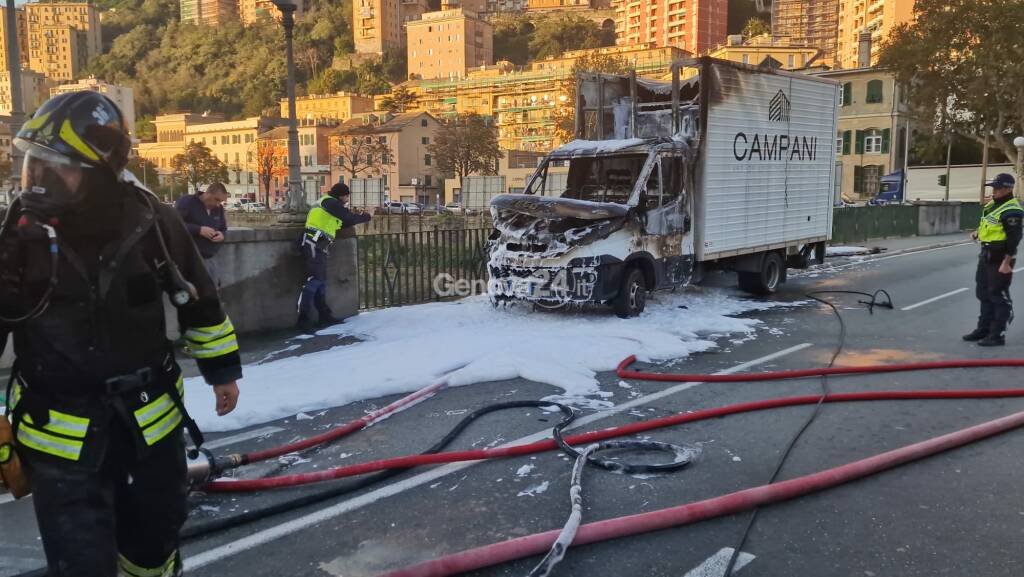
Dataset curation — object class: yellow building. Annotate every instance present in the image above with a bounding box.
[180,0,239,26]
[238,0,304,26]
[527,0,590,10]
[814,67,910,200]
[613,0,728,56]
[704,34,821,71]
[837,0,915,69]
[282,92,376,122]
[0,69,48,115]
[771,0,838,66]
[24,1,101,82]
[407,44,688,152]
[407,8,493,81]
[0,7,28,72]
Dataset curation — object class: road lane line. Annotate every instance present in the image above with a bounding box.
[1014,265,1024,273]
[901,287,970,311]
[796,242,973,277]
[185,343,814,571]
[200,426,285,451]
[683,548,756,577]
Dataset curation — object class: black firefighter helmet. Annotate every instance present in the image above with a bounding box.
[13,91,132,216]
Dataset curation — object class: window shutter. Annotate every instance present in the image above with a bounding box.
[842,82,852,106]
[842,131,851,155]
[866,80,883,103]
[853,165,864,194]
[854,130,864,154]
[881,128,891,153]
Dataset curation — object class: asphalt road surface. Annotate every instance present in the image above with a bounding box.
[4,234,1024,577]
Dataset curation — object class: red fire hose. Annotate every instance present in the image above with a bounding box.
[616,355,1024,382]
[237,379,447,465]
[204,386,1024,492]
[377,407,1024,577]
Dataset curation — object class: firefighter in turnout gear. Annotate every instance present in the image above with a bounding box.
[296,182,371,333]
[0,91,242,576]
[964,173,1023,346]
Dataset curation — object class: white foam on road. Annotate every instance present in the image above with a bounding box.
[683,547,756,577]
[186,291,795,432]
[184,343,811,572]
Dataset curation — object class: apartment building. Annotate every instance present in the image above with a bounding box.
[180,0,239,26]
[837,0,915,68]
[0,69,47,115]
[257,120,336,207]
[238,0,305,26]
[704,34,821,71]
[354,0,429,56]
[282,92,376,122]
[613,0,727,56]
[23,1,101,82]
[406,8,493,81]
[0,7,28,71]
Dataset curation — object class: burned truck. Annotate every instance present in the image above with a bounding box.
[487,57,839,317]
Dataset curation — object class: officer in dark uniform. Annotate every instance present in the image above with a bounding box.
[963,173,1023,346]
[0,92,242,576]
[296,182,371,333]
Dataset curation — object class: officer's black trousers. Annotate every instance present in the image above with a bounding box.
[23,423,187,577]
[975,256,1014,333]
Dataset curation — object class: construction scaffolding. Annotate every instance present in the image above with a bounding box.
[771,0,838,66]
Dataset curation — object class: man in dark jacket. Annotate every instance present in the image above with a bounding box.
[297,182,372,333]
[0,91,241,577]
[175,181,228,287]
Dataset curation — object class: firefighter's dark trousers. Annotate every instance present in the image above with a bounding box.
[22,423,187,577]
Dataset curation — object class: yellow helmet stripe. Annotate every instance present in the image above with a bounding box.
[21,111,51,132]
[58,118,100,162]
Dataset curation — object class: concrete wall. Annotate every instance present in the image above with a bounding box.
[2,225,360,369]
[916,202,962,236]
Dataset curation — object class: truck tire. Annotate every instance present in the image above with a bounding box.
[613,267,647,318]
[738,252,784,295]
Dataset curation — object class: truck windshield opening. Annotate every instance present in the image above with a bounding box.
[543,154,646,205]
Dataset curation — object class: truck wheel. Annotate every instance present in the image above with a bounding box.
[738,252,784,295]
[613,267,647,318]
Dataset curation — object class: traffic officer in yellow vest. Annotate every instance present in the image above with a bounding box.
[0,91,241,576]
[964,173,1023,346]
[297,182,372,333]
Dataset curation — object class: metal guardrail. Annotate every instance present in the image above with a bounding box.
[357,228,491,310]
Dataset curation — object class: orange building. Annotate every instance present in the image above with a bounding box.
[406,8,493,81]
[837,0,915,68]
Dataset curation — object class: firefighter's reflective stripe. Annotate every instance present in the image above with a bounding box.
[10,382,90,439]
[183,317,239,359]
[23,410,89,439]
[16,422,83,461]
[118,552,178,577]
[134,377,186,446]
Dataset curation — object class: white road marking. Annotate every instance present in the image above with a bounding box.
[200,426,285,451]
[1014,265,1024,273]
[0,494,14,506]
[683,548,756,577]
[797,242,973,276]
[185,343,814,571]
[901,287,970,311]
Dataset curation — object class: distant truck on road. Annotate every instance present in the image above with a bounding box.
[487,57,839,317]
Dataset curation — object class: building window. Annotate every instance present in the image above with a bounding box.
[421,118,428,127]
[421,136,429,145]
[841,82,852,106]
[424,154,431,166]
[787,55,794,68]
[741,54,748,64]
[865,79,884,103]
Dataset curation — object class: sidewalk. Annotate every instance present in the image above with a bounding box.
[834,231,972,255]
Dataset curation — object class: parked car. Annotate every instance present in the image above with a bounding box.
[244,202,268,213]
[443,202,467,214]
[405,202,423,215]
[381,201,422,214]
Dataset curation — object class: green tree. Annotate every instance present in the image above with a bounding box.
[428,113,502,180]
[528,14,615,61]
[879,0,1024,167]
[355,60,392,95]
[381,49,408,83]
[170,142,229,194]
[552,53,631,143]
[380,85,417,114]
[308,69,357,95]
[493,14,532,65]
[742,17,770,38]
[126,156,160,187]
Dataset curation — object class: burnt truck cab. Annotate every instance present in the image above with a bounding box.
[488,57,837,317]
[488,137,697,317]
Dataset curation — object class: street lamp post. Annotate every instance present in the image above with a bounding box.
[1014,136,1024,197]
[272,0,308,220]
[5,0,24,192]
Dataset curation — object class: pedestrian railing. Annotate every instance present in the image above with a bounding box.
[357,228,492,310]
